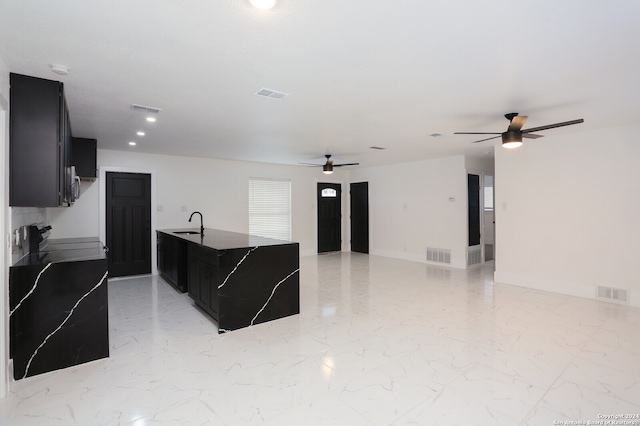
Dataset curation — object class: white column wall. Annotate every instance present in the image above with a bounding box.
[0,54,9,398]
[494,124,640,307]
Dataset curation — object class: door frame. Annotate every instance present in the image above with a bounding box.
[99,166,157,275]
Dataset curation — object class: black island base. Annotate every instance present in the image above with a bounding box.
[158,229,300,333]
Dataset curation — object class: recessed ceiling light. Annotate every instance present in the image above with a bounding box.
[250,0,276,9]
[146,117,156,122]
[137,131,145,136]
[129,141,136,146]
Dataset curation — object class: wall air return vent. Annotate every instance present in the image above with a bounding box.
[426,248,451,264]
[597,286,629,304]
[255,88,289,100]
[130,104,162,114]
[467,247,482,266]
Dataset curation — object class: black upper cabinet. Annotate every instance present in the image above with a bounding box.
[10,73,72,207]
[72,137,97,179]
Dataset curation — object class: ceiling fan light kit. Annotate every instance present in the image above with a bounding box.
[455,112,584,149]
[502,130,523,149]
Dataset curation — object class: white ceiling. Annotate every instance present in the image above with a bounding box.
[1,0,639,168]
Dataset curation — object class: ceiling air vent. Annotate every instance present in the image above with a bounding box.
[255,88,288,100]
[130,104,162,114]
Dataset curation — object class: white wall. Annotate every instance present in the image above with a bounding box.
[349,155,470,268]
[494,123,640,307]
[49,149,350,258]
[0,54,9,398]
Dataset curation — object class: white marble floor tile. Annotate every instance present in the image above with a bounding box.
[2,253,639,425]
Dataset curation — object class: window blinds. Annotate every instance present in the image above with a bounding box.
[248,178,291,241]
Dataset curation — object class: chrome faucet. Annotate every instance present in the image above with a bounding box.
[189,211,204,236]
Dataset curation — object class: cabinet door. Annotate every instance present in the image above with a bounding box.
[199,260,211,310]
[157,234,165,273]
[10,73,65,206]
[188,256,200,302]
[208,262,219,317]
[166,237,179,283]
[71,137,97,178]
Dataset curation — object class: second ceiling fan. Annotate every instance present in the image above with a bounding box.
[455,113,584,148]
[302,154,359,174]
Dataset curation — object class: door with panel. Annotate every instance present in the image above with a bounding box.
[317,183,342,253]
[106,172,152,277]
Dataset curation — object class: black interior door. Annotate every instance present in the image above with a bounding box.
[318,183,341,253]
[350,182,369,253]
[468,174,481,247]
[106,172,152,277]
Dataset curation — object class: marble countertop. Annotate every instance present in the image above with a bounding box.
[158,228,297,250]
[12,236,107,267]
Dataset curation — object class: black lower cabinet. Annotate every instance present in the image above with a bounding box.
[188,245,219,320]
[10,258,109,379]
[157,232,188,292]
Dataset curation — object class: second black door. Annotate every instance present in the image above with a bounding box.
[468,174,481,247]
[106,172,152,277]
[318,183,341,253]
[350,182,369,253]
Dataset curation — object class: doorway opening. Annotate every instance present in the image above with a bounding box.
[317,182,341,253]
[467,172,495,267]
[483,174,495,262]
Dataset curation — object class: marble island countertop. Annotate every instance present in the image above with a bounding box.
[158,228,297,250]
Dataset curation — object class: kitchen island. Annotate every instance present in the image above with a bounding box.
[157,228,299,333]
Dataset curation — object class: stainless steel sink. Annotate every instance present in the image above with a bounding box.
[173,231,201,235]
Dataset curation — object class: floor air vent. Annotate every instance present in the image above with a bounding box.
[426,248,451,264]
[597,286,629,303]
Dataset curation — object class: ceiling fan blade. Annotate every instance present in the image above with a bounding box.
[471,135,501,144]
[454,132,501,135]
[522,119,584,134]
[333,163,360,167]
[522,133,543,139]
[508,115,528,131]
[299,162,322,166]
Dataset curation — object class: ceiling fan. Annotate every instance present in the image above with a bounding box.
[455,113,584,148]
[301,154,359,174]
